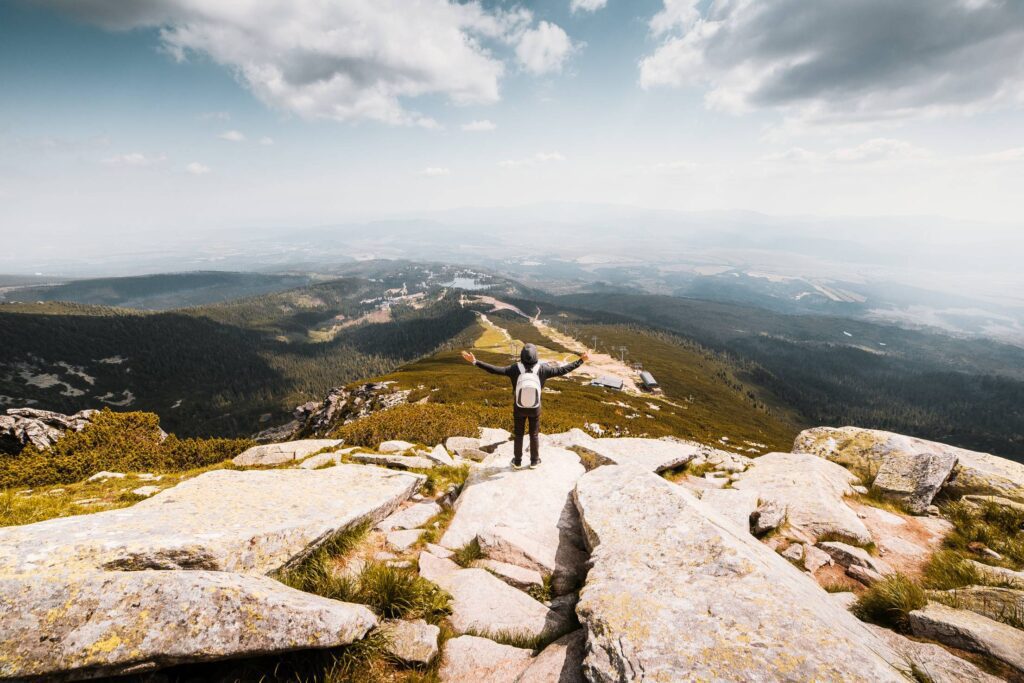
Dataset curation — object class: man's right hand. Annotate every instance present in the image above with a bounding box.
[580,351,590,363]
[461,350,476,364]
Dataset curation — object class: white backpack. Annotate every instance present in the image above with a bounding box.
[515,362,543,409]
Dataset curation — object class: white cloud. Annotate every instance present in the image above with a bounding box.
[462,119,497,132]
[640,0,1024,125]
[185,162,211,175]
[499,151,566,168]
[764,138,931,164]
[259,136,274,146]
[976,147,1024,163]
[419,166,451,177]
[49,0,574,126]
[515,21,576,75]
[570,0,608,13]
[101,152,166,166]
[219,130,246,142]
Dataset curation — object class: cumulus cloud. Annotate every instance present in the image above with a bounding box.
[499,151,566,167]
[571,0,608,13]
[462,119,497,132]
[219,130,245,142]
[46,0,574,126]
[185,162,211,175]
[259,136,274,146]
[515,21,576,75]
[640,0,1024,124]
[101,152,166,166]
[419,166,450,176]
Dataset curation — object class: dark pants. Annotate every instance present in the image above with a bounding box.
[513,411,540,463]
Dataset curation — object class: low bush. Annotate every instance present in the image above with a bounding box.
[332,403,484,448]
[0,409,253,489]
[852,573,927,632]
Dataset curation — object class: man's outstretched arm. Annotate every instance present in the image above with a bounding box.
[461,350,514,376]
[544,351,590,378]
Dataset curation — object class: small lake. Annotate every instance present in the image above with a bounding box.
[443,277,490,290]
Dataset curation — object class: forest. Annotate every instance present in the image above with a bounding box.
[539,292,1024,460]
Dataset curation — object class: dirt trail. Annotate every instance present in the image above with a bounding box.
[532,320,644,395]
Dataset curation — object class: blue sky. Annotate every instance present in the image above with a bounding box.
[1,0,1023,251]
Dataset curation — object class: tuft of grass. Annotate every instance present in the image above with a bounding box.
[464,628,545,651]
[857,488,913,516]
[357,561,452,623]
[527,573,554,603]
[852,573,927,632]
[417,507,454,547]
[276,522,370,598]
[821,582,854,594]
[940,501,1024,568]
[417,464,470,497]
[922,549,983,591]
[451,538,483,568]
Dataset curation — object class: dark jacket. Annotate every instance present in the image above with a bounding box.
[474,343,584,416]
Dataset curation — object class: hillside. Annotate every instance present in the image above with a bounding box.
[327,311,796,455]
[0,279,479,438]
[1,271,313,310]
[537,292,1024,461]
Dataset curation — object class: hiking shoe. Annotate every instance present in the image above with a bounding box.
[512,460,524,469]
[529,459,541,469]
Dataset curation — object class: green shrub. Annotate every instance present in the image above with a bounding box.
[853,573,927,632]
[0,409,254,489]
[332,403,483,448]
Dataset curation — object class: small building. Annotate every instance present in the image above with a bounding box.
[591,376,624,391]
[639,371,661,392]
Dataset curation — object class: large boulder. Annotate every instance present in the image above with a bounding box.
[439,445,587,592]
[0,570,377,680]
[908,602,1024,675]
[866,623,1001,683]
[543,430,726,473]
[0,407,97,451]
[572,465,907,682]
[0,465,422,576]
[732,451,872,545]
[968,561,1024,589]
[794,426,1024,504]
[419,552,568,641]
[232,439,342,466]
[870,446,957,514]
[438,635,532,682]
[929,587,1024,627]
[377,501,442,532]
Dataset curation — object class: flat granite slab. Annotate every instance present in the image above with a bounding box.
[0,464,422,576]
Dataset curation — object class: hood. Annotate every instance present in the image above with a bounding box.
[520,343,538,366]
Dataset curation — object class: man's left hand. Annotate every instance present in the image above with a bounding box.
[580,351,590,363]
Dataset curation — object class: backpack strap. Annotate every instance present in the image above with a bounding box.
[517,362,526,373]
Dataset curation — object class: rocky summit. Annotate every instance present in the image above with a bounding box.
[3,425,1024,681]
[573,464,907,682]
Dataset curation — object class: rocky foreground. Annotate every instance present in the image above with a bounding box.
[1,424,1023,681]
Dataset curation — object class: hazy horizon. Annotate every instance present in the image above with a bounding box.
[2,0,1023,261]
